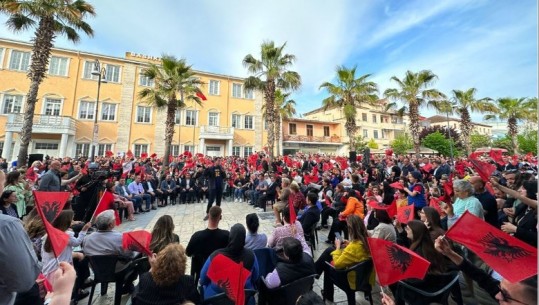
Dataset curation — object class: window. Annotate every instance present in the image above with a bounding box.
[185,110,197,126]
[306,125,313,136]
[2,94,23,114]
[0,48,4,68]
[363,129,368,138]
[9,50,30,71]
[323,126,330,137]
[100,103,116,121]
[43,98,62,116]
[232,146,241,156]
[134,144,149,157]
[289,123,297,135]
[97,144,112,156]
[78,101,95,120]
[105,64,121,83]
[232,114,241,128]
[209,80,220,95]
[244,89,254,99]
[35,143,59,150]
[183,145,194,152]
[373,130,379,139]
[372,114,377,123]
[170,145,180,156]
[208,112,219,126]
[75,143,90,157]
[136,106,152,123]
[48,56,68,76]
[244,115,253,129]
[244,146,253,156]
[362,113,368,121]
[232,83,242,98]
[381,129,387,139]
[175,110,181,125]
[139,72,154,87]
[83,61,99,80]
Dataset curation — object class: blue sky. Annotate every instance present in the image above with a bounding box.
[0,0,537,122]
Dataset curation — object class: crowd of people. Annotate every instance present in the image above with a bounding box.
[0,149,537,305]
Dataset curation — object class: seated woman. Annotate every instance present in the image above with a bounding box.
[41,210,92,301]
[150,215,180,254]
[267,208,311,256]
[132,243,200,305]
[326,190,364,243]
[244,213,267,250]
[404,220,447,275]
[110,182,136,221]
[369,209,396,242]
[420,207,445,242]
[314,215,373,302]
[200,224,259,305]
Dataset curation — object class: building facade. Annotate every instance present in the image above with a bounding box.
[281,118,342,154]
[422,115,492,136]
[0,38,267,160]
[301,100,409,154]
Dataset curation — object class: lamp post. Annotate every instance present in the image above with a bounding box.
[446,111,454,167]
[90,59,106,162]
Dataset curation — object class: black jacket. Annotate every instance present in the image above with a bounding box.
[274,252,316,286]
[300,205,321,234]
[204,166,226,190]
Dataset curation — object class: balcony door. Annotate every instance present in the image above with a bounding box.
[206,145,223,157]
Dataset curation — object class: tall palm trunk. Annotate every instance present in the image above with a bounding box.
[409,101,421,157]
[274,112,281,155]
[264,81,276,160]
[460,109,472,154]
[163,101,176,166]
[17,17,55,167]
[508,117,519,154]
[345,118,356,151]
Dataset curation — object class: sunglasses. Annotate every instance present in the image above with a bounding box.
[498,284,529,304]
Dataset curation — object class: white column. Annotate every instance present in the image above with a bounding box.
[59,133,69,158]
[228,139,233,156]
[199,138,205,155]
[2,131,13,160]
[66,135,75,157]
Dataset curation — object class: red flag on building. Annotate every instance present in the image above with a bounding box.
[33,191,70,223]
[207,253,251,305]
[196,91,208,101]
[446,211,537,283]
[122,230,153,256]
[367,237,430,286]
[92,191,121,226]
[33,191,69,257]
[397,205,414,224]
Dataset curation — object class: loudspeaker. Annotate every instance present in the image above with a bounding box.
[349,151,357,163]
[28,154,44,165]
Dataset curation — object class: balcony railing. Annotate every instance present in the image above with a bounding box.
[6,114,77,135]
[283,135,341,143]
[199,125,234,140]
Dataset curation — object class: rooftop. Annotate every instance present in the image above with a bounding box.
[284,117,340,124]
[426,115,492,127]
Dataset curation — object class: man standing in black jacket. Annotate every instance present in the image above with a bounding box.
[203,158,226,221]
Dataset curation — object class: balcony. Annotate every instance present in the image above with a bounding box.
[283,134,342,144]
[199,125,234,140]
[6,114,77,135]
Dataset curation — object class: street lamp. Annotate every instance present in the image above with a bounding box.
[89,59,107,162]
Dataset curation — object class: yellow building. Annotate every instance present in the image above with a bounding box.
[423,115,492,136]
[0,38,267,160]
[281,118,342,154]
[302,100,409,154]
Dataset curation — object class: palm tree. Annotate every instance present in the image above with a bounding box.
[319,65,378,151]
[445,88,495,154]
[273,90,296,155]
[138,56,203,166]
[485,97,537,154]
[243,41,301,159]
[384,70,446,156]
[0,0,95,167]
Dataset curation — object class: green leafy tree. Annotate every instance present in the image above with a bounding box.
[384,70,445,156]
[367,138,379,149]
[390,133,413,155]
[517,130,538,155]
[243,41,301,160]
[263,90,296,155]
[485,97,537,154]
[470,133,492,151]
[320,65,378,151]
[0,0,96,167]
[354,136,368,152]
[423,131,455,157]
[139,56,203,166]
[492,136,514,155]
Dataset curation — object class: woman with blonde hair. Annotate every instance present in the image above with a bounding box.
[133,244,200,305]
[150,215,180,254]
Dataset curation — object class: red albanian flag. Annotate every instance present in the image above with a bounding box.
[122,230,153,256]
[183,151,193,159]
[140,152,148,159]
[385,149,393,157]
[33,191,70,223]
[367,237,430,286]
[428,197,444,216]
[322,162,332,172]
[105,150,114,158]
[397,205,414,224]
[443,173,454,198]
[196,91,208,101]
[126,150,134,159]
[207,253,252,305]
[92,191,121,226]
[33,191,70,257]
[446,211,537,283]
[288,194,297,224]
[389,182,404,190]
[489,149,504,166]
[323,193,332,208]
[367,200,397,218]
[150,153,157,159]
